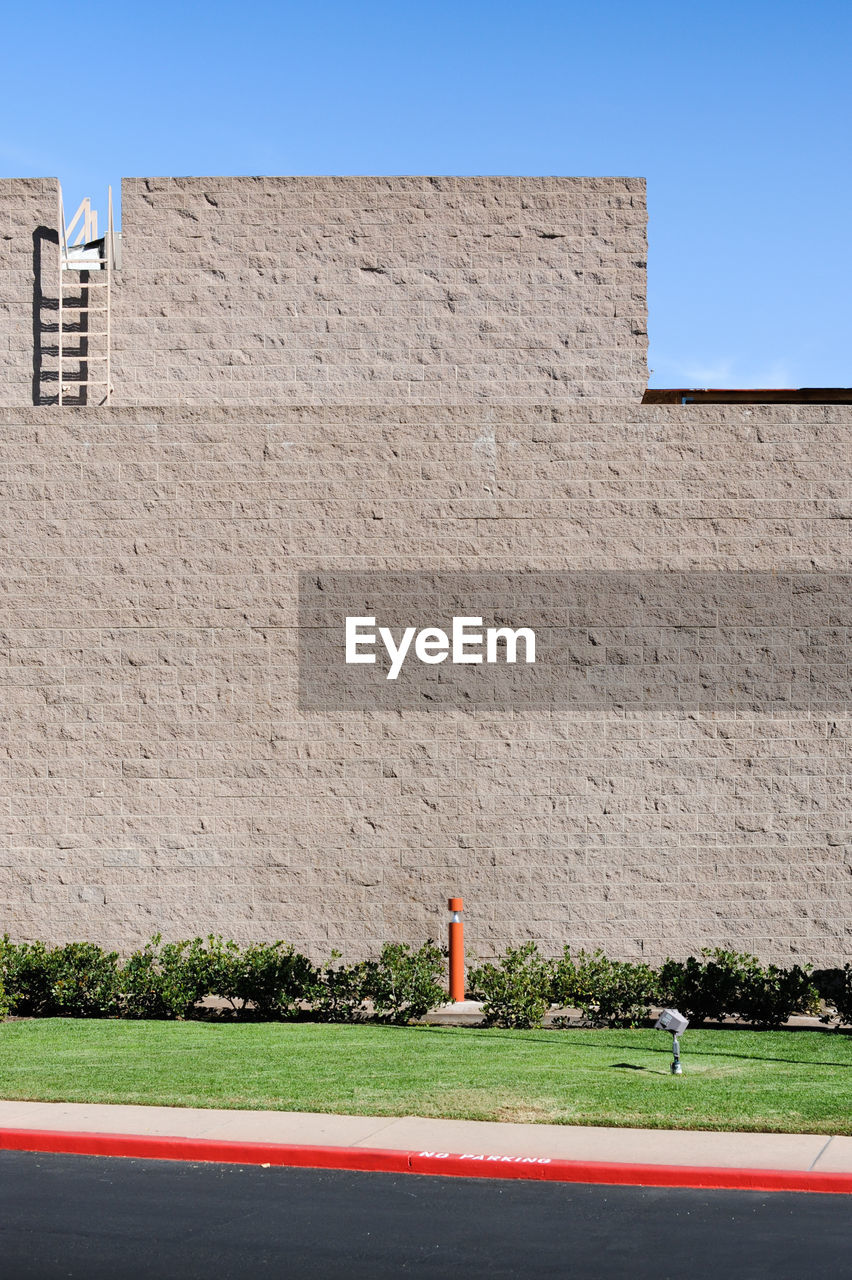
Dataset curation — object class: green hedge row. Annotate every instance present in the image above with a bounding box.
[2,935,850,1030]
[0,935,446,1026]
[468,943,852,1029]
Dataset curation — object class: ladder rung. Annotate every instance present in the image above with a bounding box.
[56,200,111,408]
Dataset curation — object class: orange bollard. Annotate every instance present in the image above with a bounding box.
[447,897,465,1002]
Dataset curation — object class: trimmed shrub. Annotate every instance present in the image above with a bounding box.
[659,948,821,1028]
[0,931,844,1030]
[46,943,121,1017]
[197,935,245,1011]
[1,939,119,1018]
[123,934,318,1020]
[216,940,318,1019]
[658,949,754,1024]
[0,939,9,1019]
[468,942,553,1028]
[312,953,371,1023]
[735,961,820,1028]
[362,941,447,1024]
[121,935,213,1019]
[1,939,54,1016]
[120,938,171,1019]
[814,965,852,1027]
[553,948,659,1028]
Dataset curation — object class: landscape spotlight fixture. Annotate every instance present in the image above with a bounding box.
[655,1008,689,1074]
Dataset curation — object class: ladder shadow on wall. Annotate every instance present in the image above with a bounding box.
[32,225,90,406]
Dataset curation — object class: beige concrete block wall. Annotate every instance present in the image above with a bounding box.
[0,178,59,407]
[1,175,647,407]
[0,404,848,964]
[110,176,648,406]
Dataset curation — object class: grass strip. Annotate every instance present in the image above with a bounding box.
[1,1020,850,1133]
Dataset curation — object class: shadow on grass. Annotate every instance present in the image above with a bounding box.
[430,1026,852,1070]
[176,1017,852,1070]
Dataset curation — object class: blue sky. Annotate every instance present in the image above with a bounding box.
[2,1,849,387]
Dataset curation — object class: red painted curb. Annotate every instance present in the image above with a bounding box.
[411,1151,852,1194]
[1,1128,850,1195]
[0,1128,410,1175]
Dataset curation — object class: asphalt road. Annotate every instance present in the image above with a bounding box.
[0,1150,848,1279]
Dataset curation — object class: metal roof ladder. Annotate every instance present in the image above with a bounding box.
[58,187,115,405]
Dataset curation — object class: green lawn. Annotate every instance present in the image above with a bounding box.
[1,1020,850,1134]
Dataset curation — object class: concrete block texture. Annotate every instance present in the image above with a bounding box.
[109,176,647,405]
[0,178,59,407]
[2,175,646,407]
[0,402,849,964]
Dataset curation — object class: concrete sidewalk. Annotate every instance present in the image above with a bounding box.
[1,1099,850,1177]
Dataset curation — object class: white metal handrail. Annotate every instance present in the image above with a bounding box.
[57,185,114,405]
